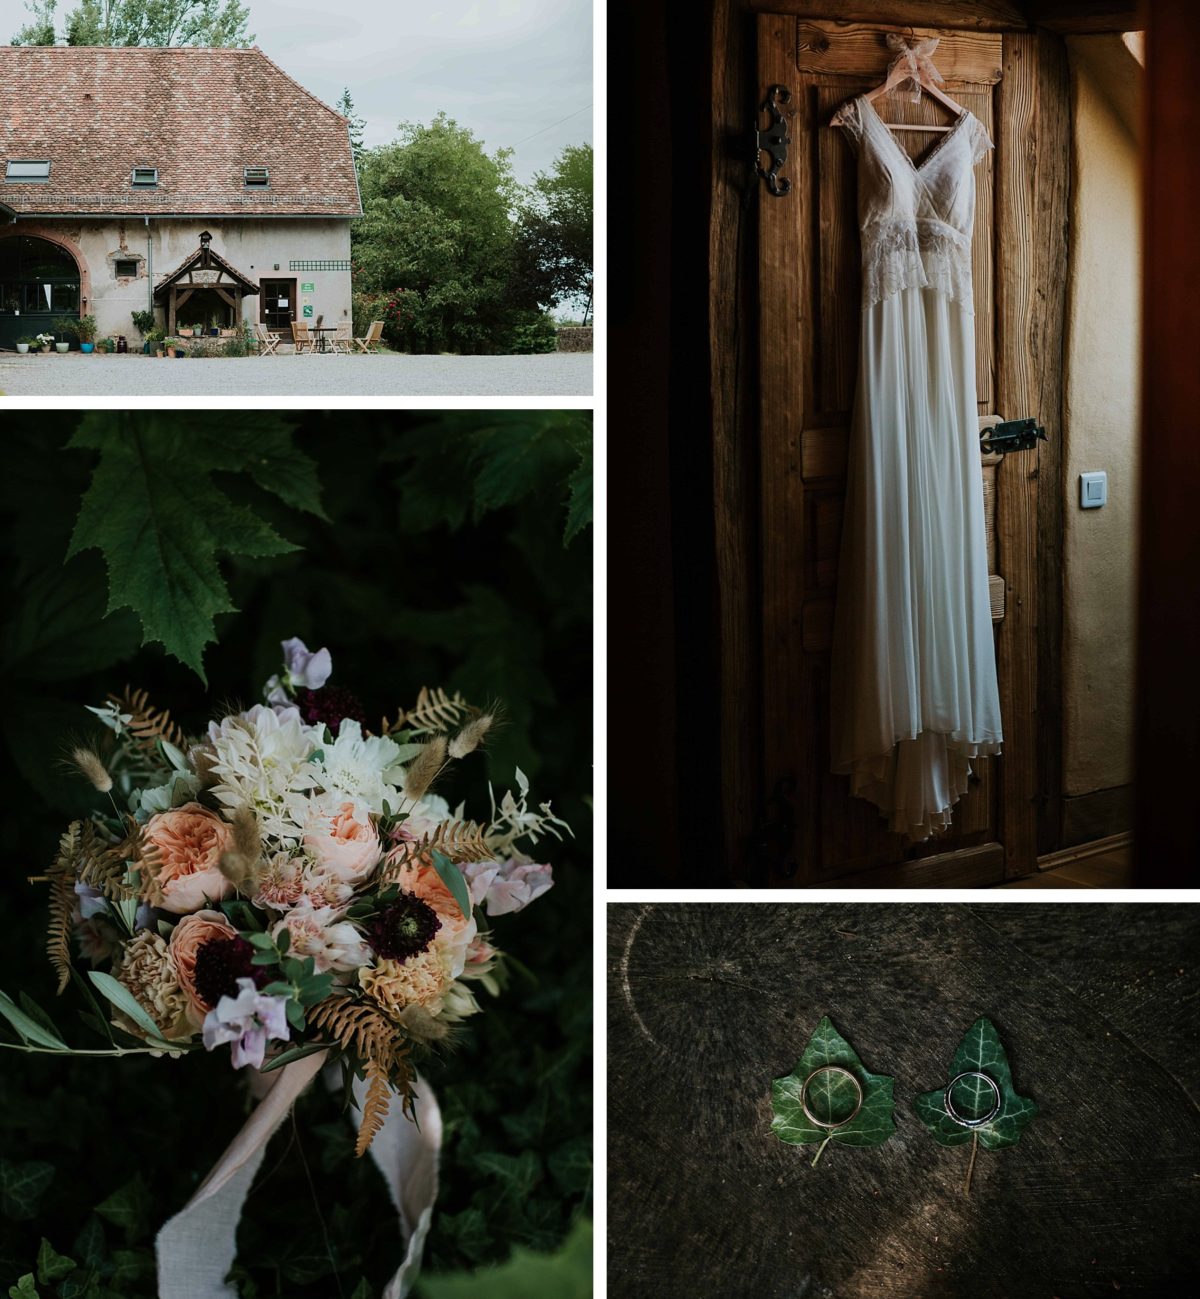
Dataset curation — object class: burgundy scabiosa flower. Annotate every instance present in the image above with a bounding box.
[192,935,269,1008]
[366,892,442,962]
[296,685,368,735]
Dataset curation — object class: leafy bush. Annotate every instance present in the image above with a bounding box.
[0,415,593,1297]
[130,310,155,337]
[505,312,558,355]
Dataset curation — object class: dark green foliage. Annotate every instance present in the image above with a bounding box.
[11,0,254,47]
[353,115,522,355]
[0,416,591,1297]
[511,145,594,317]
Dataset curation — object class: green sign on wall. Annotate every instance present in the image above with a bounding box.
[301,282,315,293]
[302,304,314,318]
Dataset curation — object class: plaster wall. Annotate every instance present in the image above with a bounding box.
[23,216,351,341]
[1061,38,1141,804]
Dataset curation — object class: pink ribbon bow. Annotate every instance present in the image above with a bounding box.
[885,33,945,103]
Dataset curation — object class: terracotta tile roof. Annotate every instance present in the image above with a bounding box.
[0,45,361,216]
[154,243,260,296]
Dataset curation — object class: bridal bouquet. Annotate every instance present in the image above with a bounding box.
[0,638,567,1155]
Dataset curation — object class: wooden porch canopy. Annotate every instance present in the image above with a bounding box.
[153,235,258,333]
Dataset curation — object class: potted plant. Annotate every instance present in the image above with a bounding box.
[52,316,77,352]
[146,326,165,357]
[131,309,156,352]
[74,314,98,353]
[35,332,53,353]
[14,336,37,354]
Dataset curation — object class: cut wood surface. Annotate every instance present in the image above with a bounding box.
[608,904,1200,1298]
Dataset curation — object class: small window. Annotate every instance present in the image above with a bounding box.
[131,167,158,188]
[243,165,270,187]
[5,159,50,182]
[114,258,139,277]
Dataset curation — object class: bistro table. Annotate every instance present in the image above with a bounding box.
[310,325,338,353]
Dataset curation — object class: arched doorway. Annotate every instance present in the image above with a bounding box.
[0,234,81,349]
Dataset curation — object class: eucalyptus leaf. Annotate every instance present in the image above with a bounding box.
[86,972,169,1048]
[914,1016,1038,1151]
[430,848,473,919]
[0,990,67,1049]
[257,1042,331,1075]
[770,1015,895,1166]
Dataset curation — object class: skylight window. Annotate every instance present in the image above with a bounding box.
[5,160,50,182]
[131,167,158,188]
[243,166,270,188]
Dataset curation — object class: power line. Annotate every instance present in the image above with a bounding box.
[510,104,592,148]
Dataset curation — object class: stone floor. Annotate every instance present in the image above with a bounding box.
[0,350,593,398]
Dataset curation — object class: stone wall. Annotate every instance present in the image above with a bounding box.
[556,326,593,352]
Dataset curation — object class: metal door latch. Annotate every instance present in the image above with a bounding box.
[756,85,792,197]
[979,417,1047,455]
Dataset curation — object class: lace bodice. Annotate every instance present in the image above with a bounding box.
[836,95,993,311]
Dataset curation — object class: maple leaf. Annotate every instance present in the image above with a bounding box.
[66,416,324,681]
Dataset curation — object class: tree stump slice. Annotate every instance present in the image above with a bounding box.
[608,904,1200,1297]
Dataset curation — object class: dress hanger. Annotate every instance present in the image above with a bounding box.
[832,33,966,133]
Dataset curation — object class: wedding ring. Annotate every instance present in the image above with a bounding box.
[800,1065,864,1129]
[944,1070,1002,1127]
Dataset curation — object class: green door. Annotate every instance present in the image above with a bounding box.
[0,234,81,349]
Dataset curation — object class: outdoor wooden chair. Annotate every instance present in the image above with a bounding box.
[255,322,280,356]
[354,320,384,353]
[290,320,315,355]
[330,321,353,354]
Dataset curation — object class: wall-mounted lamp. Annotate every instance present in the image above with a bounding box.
[273,263,280,271]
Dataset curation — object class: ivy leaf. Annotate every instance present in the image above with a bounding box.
[914,1016,1038,1151]
[36,1238,75,1284]
[770,1015,896,1166]
[65,418,309,681]
[94,1174,151,1243]
[0,1159,55,1221]
[7,1275,38,1299]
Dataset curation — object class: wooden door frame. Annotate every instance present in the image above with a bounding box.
[722,7,1069,884]
[259,277,296,331]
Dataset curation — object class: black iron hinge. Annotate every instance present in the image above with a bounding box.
[755,84,792,197]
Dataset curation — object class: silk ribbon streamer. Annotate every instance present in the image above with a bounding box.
[156,1051,442,1298]
[884,33,945,103]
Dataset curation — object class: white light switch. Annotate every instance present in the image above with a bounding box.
[1079,471,1107,509]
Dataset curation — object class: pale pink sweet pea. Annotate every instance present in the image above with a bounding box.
[201,978,290,1070]
[265,636,332,705]
[461,859,554,916]
[304,802,381,884]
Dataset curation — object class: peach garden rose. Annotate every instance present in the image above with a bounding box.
[144,801,235,914]
[303,801,381,885]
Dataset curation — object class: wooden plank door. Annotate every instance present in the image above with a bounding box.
[756,15,1067,886]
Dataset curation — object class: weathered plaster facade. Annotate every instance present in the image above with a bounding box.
[14,217,353,340]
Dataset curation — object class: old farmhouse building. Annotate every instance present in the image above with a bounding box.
[0,45,361,349]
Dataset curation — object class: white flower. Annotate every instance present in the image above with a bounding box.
[312,720,405,818]
[270,897,371,973]
[206,705,322,843]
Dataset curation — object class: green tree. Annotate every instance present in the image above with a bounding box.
[12,0,254,46]
[512,144,593,322]
[337,87,367,173]
[11,0,57,44]
[353,113,525,354]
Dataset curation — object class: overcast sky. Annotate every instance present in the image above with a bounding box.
[1,0,593,183]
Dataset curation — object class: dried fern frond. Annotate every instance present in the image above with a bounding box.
[45,822,84,994]
[383,687,478,736]
[75,819,147,902]
[377,818,493,883]
[308,992,415,1153]
[308,994,405,1069]
[356,1059,392,1158]
[108,686,187,754]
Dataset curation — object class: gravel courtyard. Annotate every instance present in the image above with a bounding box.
[0,351,592,398]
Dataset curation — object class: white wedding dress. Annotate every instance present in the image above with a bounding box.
[830,95,1003,840]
